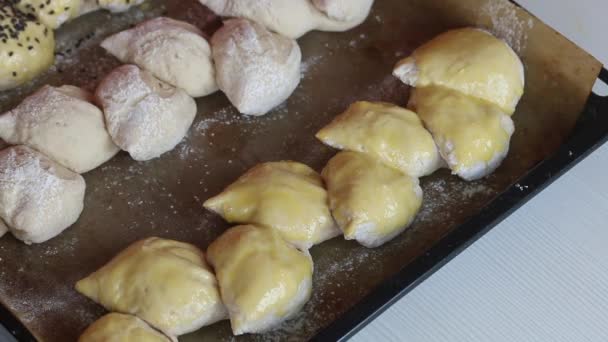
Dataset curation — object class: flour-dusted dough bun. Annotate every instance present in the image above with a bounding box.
[211,19,301,116]
[95,65,197,161]
[0,5,55,91]
[97,0,144,12]
[322,151,423,248]
[207,225,313,335]
[316,101,443,178]
[204,161,340,250]
[101,17,217,97]
[79,313,173,342]
[199,0,373,39]
[15,0,81,29]
[0,85,120,173]
[76,237,227,337]
[0,146,85,244]
[312,0,373,27]
[393,28,525,115]
[409,86,515,181]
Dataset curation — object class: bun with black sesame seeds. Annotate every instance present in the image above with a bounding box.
[14,0,81,29]
[0,4,55,91]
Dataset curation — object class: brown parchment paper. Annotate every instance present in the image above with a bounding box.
[0,0,602,341]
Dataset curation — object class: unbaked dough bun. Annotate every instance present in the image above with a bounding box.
[78,313,173,342]
[0,5,55,91]
[76,237,227,337]
[203,161,340,250]
[409,86,515,181]
[322,151,423,248]
[393,28,525,115]
[316,101,443,178]
[101,17,217,97]
[207,224,313,335]
[0,145,85,244]
[0,85,120,173]
[199,0,373,39]
[211,18,301,116]
[95,64,197,161]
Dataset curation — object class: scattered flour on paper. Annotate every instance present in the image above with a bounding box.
[480,1,534,53]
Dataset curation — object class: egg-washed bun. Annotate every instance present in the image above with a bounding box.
[409,86,515,181]
[0,5,54,91]
[207,225,314,335]
[203,161,340,250]
[15,0,81,29]
[97,0,145,13]
[316,101,443,178]
[322,151,423,248]
[393,28,525,115]
[78,313,174,342]
[76,237,227,337]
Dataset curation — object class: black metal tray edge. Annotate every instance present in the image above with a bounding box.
[311,68,608,342]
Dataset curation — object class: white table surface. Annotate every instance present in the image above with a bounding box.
[2,1,607,341]
[352,1,608,341]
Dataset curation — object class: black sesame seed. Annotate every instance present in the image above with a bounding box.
[48,10,55,15]
[8,51,13,57]
[27,45,32,50]
[12,72,17,77]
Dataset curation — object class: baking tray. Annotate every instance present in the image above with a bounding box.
[0,0,605,341]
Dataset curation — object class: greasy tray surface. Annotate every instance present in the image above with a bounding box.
[0,0,601,341]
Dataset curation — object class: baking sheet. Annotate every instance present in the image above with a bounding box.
[0,0,602,341]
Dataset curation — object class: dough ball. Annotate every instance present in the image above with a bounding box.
[409,86,515,181]
[0,145,85,244]
[0,85,120,173]
[211,19,301,116]
[199,0,372,39]
[204,161,340,250]
[322,151,422,248]
[207,225,313,335]
[0,5,55,91]
[200,0,319,39]
[78,313,172,342]
[312,0,373,31]
[15,0,81,29]
[97,0,144,13]
[393,28,525,114]
[101,17,217,97]
[316,101,443,178]
[95,65,197,161]
[76,237,227,337]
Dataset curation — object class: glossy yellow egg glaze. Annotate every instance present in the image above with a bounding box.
[394,28,524,114]
[316,101,442,177]
[78,313,172,342]
[75,237,227,336]
[322,151,423,248]
[410,86,514,181]
[203,161,340,250]
[207,225,313,335]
